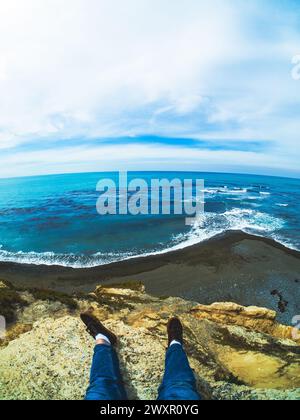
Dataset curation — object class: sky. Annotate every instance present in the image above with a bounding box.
[0,0,300,178]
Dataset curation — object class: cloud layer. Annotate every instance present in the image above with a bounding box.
[0,0,299,177]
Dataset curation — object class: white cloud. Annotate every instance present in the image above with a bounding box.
[0,0,299,176]
[0,0,239,142]
[0,142,298,179]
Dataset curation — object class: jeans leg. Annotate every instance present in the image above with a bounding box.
[85,344,128,400]
[158,344,201,401]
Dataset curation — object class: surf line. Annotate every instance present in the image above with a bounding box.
[96,171,204,226]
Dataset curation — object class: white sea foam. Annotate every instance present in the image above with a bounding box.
[0,246,135,268]
[170,209,284,248]
[142,208,287,258]
[0,208,296,268]
[204,187,248,195]
[271,235,299,251]
[246,196,264,200]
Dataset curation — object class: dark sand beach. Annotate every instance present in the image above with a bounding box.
[0,230,299,324]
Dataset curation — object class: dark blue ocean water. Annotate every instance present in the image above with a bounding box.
[0,172,299,267]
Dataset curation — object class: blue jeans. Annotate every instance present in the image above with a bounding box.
[85,343,201,401]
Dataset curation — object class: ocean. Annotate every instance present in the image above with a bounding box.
[0,171,299,268]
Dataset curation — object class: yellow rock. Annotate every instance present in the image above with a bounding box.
[191,302,299,344]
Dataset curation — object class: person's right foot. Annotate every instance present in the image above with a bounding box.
[167,317,183,347]
[80,313,117,346]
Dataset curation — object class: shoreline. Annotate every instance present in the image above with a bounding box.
[0,230,299,272]
[1,230,299,324]
[0,229,298,270]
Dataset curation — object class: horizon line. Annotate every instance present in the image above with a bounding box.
[0,169,299,182]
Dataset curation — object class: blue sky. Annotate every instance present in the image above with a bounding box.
[0,0,300,178]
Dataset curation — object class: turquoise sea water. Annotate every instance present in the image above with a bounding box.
[0,172,299,267]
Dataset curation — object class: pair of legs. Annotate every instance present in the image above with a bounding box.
[81,314,201,401]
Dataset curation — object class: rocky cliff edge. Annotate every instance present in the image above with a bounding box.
[0,280,299,400]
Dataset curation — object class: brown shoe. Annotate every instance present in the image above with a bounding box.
[167,317,183,347]
[80,313,117,346]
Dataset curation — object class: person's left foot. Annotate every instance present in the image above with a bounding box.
[80,313,117,346]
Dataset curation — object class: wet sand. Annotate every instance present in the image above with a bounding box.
[0,230,299,324]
